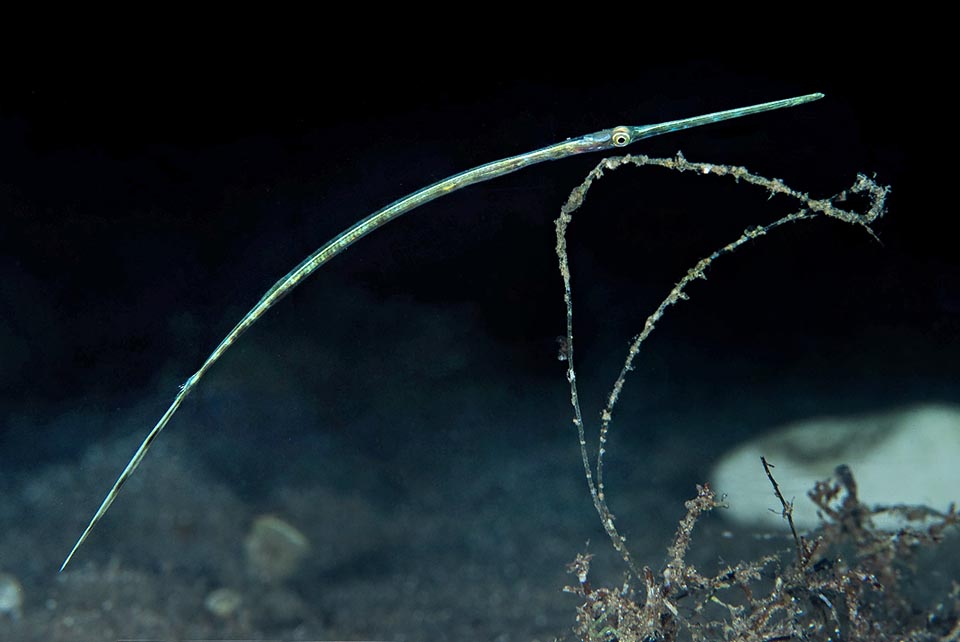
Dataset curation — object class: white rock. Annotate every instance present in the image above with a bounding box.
[709,403,960,531]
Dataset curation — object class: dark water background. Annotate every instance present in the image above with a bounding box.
[1,45,956,640]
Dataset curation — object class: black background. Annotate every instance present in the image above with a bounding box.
[1,39,954,461]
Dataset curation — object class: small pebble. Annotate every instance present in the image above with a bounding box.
[204,588,242,618]
[0,572,24,621]
[244,515,310,582]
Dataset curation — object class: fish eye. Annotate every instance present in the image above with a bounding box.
[611,127,631,147]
